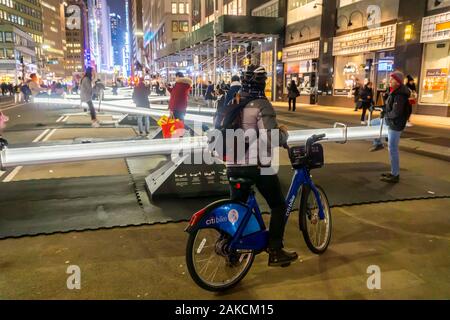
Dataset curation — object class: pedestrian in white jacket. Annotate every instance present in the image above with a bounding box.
[80,67,100,127]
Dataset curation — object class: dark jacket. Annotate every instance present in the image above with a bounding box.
[132,83,151,108]
[213,94,227,128]
[359,85,374,108]
[168,77,192,112]
[225,81,241,106]
[384,84,411,132]
[352,85,361,103]
[204,84,214,100]
[287,83,300,99]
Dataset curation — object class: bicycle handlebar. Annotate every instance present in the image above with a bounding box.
[284,133,326,158]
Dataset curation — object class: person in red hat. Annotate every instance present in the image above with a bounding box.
[369,71,411,183]
[167,72,192,121]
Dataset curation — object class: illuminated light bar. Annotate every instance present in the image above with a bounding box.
[0,126,388,169]
[32,98,213,123]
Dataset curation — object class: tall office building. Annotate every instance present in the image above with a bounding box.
[87,0,113,72]
[41,0,67,80]
[65,0,90,77]
[129,0,144,75]
[110,13,124,68]
[123,0,131,77]
[98,0,113,72]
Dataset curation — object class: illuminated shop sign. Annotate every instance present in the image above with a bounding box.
[282,41,320,63]
[421,12,450,43]
[333,24,396,56]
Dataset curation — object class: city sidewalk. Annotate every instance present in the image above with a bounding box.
[272,101,450,129]
[272,101,450,161]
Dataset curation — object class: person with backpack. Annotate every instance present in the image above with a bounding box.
[225,75,241,107]
[167,72,192,121]
[287,80,300,112]
[359,81,374,125]
[212,65,296,267]
[80,67,100,128]
[132,78,151,136]
[369,71,411,183]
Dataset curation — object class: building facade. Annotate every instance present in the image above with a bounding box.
[65,0,90,78]
[0,24,37,83]
[41,0,66,80]
[418,0,450,116]
[0,0,43,79]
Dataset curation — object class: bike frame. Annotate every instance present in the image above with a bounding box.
[228,167,325,252]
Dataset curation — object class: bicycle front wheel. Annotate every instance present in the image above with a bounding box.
[299,185,332,254]
[186,228,255,292]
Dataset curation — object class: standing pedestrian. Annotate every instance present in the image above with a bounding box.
[352,78,362,111]
[132,78,151,136]
[28,74,42,101]
[359,81,374,125]
[167,72,192,121]
[287,80,300,112]
[13,83,22,104]
[405,75,417,127]
[204,81,214,108]
[369,71,411,183]
[213,88,227,128]
[80,67,100,128]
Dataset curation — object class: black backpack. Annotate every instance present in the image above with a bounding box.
[209,95,262,161]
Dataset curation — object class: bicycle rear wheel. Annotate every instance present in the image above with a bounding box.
[186,228,255,292]
[299,185,332,254]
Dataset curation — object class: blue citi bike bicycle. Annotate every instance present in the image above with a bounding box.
[185,134,332,291]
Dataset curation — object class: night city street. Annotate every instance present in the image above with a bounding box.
[0,0,449,312]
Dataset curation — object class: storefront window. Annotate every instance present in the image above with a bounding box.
[261,50,273,100]
[420,41,450,105]
[334,54,372,95]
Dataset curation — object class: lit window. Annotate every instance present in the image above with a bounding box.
[179,2,185,14]
[171,2,177,14]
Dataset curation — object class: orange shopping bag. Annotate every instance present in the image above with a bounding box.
[157,115,185,138]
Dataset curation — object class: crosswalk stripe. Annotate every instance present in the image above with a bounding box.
[2,166,23,183]
[33,129,50,143]
[42,129,57,142]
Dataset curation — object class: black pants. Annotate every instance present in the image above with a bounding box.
[173,110,186,121]
[86,100,97,120]
[227,166,287,250]
[288,98,296,111]
[361,104,369,122]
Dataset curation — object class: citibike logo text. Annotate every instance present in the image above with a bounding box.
[205,216,228,226]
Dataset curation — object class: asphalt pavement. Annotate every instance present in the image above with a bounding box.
[0,97,448,299]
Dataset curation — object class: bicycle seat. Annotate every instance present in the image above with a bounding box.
[229,177,255,189]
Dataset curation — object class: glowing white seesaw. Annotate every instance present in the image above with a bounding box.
[34,97,213,124]
[0,124,388,169]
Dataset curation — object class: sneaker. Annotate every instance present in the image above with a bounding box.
[361,121,367,125]
[268,248,298,267]
[380,172,393,178]
[91,121,100,128]
[369,144,384,152]
[406,122,413,127]
[380,175,400,183]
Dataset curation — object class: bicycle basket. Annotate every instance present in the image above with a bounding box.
[289,143,324,169]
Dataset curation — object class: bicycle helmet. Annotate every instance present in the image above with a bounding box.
[241,65,267,97]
